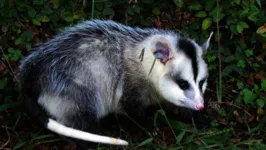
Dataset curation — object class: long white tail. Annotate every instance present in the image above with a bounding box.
[47,118,128,146]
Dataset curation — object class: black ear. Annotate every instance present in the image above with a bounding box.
[152,41,173,65]
[201,32,213,56]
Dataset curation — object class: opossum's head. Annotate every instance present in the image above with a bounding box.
[148,32,213,111]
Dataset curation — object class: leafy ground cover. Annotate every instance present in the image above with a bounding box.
[0,0,266,149]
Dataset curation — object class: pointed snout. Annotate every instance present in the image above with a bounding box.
[196,104,204,110]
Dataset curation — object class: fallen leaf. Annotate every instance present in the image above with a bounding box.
[256,26,266,34]
[255,70,264,81]
[247,72,255,85]
[194,139,201,145]
[257,52,264,61]
[231,138,241,143]
[257,107,264,115]
[263,43,266,49]
[234,110,243,123]
[248,115,255,122]
[218,118,228,125]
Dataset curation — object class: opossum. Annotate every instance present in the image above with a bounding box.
[17,20,213,146]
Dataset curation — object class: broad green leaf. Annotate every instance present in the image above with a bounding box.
[257,98,265,108]
[61,11,73,22]
[0,78,8,89]
[134,5,141,14]
[207,55,216,62]
[126,7,134,15]
[103,7,114,15]
[256,26,266,34]
[170,120,187,130]
[53,0,60,8]
[254,84,259,93]
[248,15,257,21]
[224,55,235,62]
[240,8,250,18]
[152,8,161,15]
[15,38,21,45]
[230,25,238,34]
[189,2,202,10]
[245,49,253,57]
[0,0,5,8]
[7,47,14,53]
[236,24,243,33]
[237,82,244,89]
[210,7,222,16]
[202,18,212,30]
[20,31,34,42]
[73,10,85,19]
[141,19,152,26]
[195,11,207,18]
[262,80,266,91]
[239,21,249,28]
[242,89,257,104]
[205,0,215,11]
[213,12,225,22]
[33,0,44,5]
[0,102,21,112]
[42,15,50,22]
[226,16,236,25]
[135,138,153,148]
[41,4,53,15]
[234,0,240,4]
[32,18,41,26]
[26,43,31,50]
[237,60,245,68]
[27,6,36,18]
[210,120,218,127]
[104,2,113,7]
[173,0,183,8]
[176,130,186,143]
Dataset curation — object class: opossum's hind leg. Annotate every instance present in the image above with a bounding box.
[39,78,101,148]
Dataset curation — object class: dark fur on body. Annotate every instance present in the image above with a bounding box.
[18,20,174,133]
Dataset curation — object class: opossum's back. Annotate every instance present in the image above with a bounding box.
[18,19,161,95]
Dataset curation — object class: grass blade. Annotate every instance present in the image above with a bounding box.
[0,102,21,112]
[135,138,153,148]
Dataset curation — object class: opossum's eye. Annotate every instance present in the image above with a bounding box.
[176,79,189,90]
[199,79,205,88]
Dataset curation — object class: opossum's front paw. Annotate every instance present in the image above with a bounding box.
[148,126,160,137]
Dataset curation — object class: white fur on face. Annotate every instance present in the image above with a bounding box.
[137,34,209,110]
[157,51,208,110]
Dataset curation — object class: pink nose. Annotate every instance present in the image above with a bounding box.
[196,104,204,110]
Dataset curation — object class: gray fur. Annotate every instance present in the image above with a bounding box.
[17,20,210,145]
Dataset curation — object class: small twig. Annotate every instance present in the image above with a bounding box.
[138,48,145,62]
[216,0,222,103]
[0,126,11,149]
[213,101,253,117]
[148,58,156,75]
